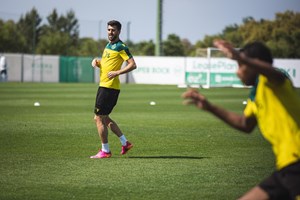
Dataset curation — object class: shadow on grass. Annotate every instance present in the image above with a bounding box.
[128,156,210,160]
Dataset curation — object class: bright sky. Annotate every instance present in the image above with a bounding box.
[1,0,300,44]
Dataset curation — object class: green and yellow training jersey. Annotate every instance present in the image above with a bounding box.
[244,74,300,170]
[99,40,132,90]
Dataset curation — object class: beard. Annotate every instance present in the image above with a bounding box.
[108,34,117,42]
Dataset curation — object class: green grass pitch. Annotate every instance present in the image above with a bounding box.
[0,83,279,199]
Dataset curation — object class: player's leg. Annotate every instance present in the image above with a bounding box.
[95,115,109,144]
[91,115,111,157]
[238,186,269,200]
[106,116,122,137]
[238,168,300,200]
[103,88,133,155]
[0,70,5,82]
[106,116,133,155]
[90,114,112,158]
[90,87,112,158]
[280,161,300,199]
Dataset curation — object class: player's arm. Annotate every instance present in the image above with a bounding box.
[213,39,286,85]
[91,58,101,68]
[182,89,257,133]
[119,58,137,75]
[107,58,137,79]
[238,54,286,85]
[205,101,257,133]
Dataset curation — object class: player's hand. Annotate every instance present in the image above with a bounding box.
[107,71,119,79]
[91,58,100,68]
[182,89,210,110]
[213,39,240,61]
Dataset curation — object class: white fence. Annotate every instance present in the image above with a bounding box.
[4,53,59,82]
[132,56,300,88]
[2,53,300,88]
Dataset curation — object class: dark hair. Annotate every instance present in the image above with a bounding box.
[107,20,122,31]
[240,42,273,64]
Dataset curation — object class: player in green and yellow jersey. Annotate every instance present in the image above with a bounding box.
[182,40,300,200]
[90,20,137,159]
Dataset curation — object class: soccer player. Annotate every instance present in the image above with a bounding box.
[90,20,137,159]
[0,54,7,82]
[182,40,300,200]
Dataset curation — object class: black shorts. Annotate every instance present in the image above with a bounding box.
[259,161,300,200]
[0,69,6,75]
[94,87,120,116]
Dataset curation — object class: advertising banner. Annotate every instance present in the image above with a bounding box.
[185,58,242,87]
[274,59,300,88]
[3,53,300,87]
[131,56,185,85]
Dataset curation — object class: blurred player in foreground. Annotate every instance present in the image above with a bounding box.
[182,39,300,200]
[90,20,137,158]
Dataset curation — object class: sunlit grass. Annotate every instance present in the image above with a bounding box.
[0,83,277,200]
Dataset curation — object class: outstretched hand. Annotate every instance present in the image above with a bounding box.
[182,89,210,110]
[213,39,240,61]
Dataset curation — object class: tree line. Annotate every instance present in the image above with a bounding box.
[0,8,299,58]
